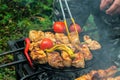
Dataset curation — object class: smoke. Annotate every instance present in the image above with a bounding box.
[53,0,120,76]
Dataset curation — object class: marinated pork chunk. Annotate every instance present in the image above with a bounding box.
[55,33,70,44]
[66,44,76,52]
[47,52,64,68]
[75,66,117,80]
[70,32,80,44]
[29,30,44,42]
[44,32,56,43]
[72,52,85,68]
[29,40,41,51]
[61,51,72,67]
[105,66,117,78]
[106,76,120,80]
[30,49,47,64]
[83,35,101,50]
[80,44,93,61]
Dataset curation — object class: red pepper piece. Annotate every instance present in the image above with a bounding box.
[24,38,33,68]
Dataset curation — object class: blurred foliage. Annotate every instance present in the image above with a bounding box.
[0,0,53,51]
[83,15,99,41]
[0,0,53,80]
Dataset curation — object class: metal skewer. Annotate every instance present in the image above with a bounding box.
[64,0,79,38]
[64,0,80,41]
[59,0,80,43]
[58,0,72,42]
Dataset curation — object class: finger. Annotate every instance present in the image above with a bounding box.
[106,0,120,14]
[100,0,113,10]
[110,7,120,15]
[100,0,107,10]
[116,8,120,14]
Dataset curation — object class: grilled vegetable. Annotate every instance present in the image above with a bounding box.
[53,21,66,33]
[45,44,75,59]
[69,23,82,33]
[40,38,53,50]
[24,38,33,68]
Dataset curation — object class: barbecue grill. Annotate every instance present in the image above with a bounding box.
[0,37,94,80]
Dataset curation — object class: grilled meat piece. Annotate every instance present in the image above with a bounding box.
[30,49,47,64]
[47,51,64,68]
[105,66,117,78]
[75,66,117,80]
[72,51,85,68]
[29,30,44,42]
[91,66,117,79]
[88,40,101,50]
[83,35,92,43]
[61,51,72,67]
[44,32,56,43]
[83,35,101,50]
[55,33,70,44]
[66,44,76,52]
[29,41,41,51]
[80,44,93,61]
[70,32,80,44]
[75,74,92,80]
[106,76,120,80]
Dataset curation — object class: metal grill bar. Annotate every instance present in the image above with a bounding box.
[0,47,24,56]
[0,59,26,68]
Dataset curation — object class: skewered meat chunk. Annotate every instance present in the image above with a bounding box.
[66,44,76,52]
[83,35,92,43]
[75,66,117,80]
[105,66,117,78]
[47,51,64,68]
[88,40,101,50]
[91,66,117,79]
[83,35,101,50]
[72,52,85,68]
[70,32,80,44]
[106,76,120,80]
[61,51,72,67]
[30,49,47,64]
[29,30,44,42]
[80,44,93,61]
[44,32,56,43]
[55,33,70,44]
[29,41,41,51]
[75,74,92,80]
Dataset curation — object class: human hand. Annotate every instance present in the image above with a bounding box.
[100,0,120,15]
